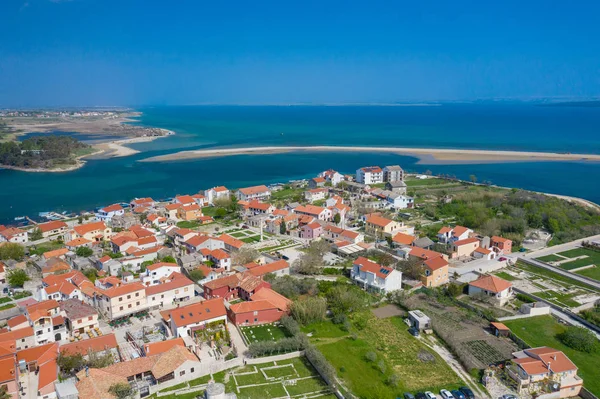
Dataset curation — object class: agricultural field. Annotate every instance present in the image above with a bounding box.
[504,315,600,396]
[460,340,507,366]
[240,323,290,343]
[152,357,334,399]
[309,312,464,398]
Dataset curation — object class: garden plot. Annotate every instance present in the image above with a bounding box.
[460,340,507,366]
[535,247,600,282]
[240,323,289,344]
[230,358,332,399]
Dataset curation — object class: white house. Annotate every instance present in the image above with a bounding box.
[293,204,332,221]
[183,235,225,253]
[319,169,344,186]
[145,273,195,309]
[0,227,28,244]
[204,186,230,205]
[95,204,125,222]
[235,185,271,201]
[162,298,227,338]
[385,193,414,209]
[142,262,182,286]
[468,275,513,306]
[351,257,402,293]
[437,225,473,244]
[207,249,232,271]
[356,166,383,185]
[304,188,328,203]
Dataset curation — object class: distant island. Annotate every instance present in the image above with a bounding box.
[538,100,600,107]
[0,109,174,171]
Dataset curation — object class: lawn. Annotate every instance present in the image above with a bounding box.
[533,290,581,307]
[301,320,348,339]
[176,220,200,229]
[0,303,16,311]
[240,323,290,343]
[241,235,261,243]
[557,247,600,259]
[494,271,519,281]
[28,240,65,256]
[405,178,453,187]
[0,297,11,304]
[270,187,304,201]
[558,257,597,270]
[230,231,247,238]
[575,266,600,282]
[201,206,219,217]
[314,314,463,397]
[504,315,600,396]
[536,254,564,263]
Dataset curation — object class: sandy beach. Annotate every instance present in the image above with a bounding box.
[91,135,170,158]
[139,145,600,165]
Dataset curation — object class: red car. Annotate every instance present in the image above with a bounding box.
[498,257,507,262]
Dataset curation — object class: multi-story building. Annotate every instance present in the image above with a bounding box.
[356,166,383,185]
[491,235,513,254]
[0,226,28,243]
[68,221,112,242]
[95,282,148,320]
[60,298,100,335]
[161,298,227,338]
[383,165,405,182]
[351,257,402,293]
[95,204,125,222]
[37,220,68,239]
[293,204,332,221]
[204,186,230,205]
[145,273,195,309]
[364,214,403,238]
[235,185,271,201]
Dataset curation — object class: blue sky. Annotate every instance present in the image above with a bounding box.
[1,0,600,106]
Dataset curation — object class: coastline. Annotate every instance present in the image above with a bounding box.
[0,149,104,173]
[91,133,173,158]
[138,145,600,165]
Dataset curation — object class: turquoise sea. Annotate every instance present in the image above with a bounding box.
[1,104,600,222]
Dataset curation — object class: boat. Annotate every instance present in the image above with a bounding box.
[14,216,26,221]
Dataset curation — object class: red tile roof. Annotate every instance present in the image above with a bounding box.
[294,204,326,216]
[74,221,107,236]
[145,273,194,296]
[101,204,123,213]
[366,215,394,227]
[353,257,394,279]
[239,185,270,195]
[38,220,67,233]
[209,249,230,261]
[409,247,444,260]
[142,338,185,355]
[453,237,480,246]
[252,287,291,311]
[146,262,179,271]
[218,234,245,249]
[99,282,145,299]
[452,225,470,237]
[164,298,226,327]
[248,260,289,277]
[424,256,449,271]
[469,275,512,293]
[230,300,278,313]
[60,334,118,356]
[392,232,416,246]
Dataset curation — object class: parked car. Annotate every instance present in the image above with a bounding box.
[459,387,475,399]
[440,390,455,399]
[500,395,518,399]
[415,393,427,399]
[498,257,507,262]
[425,392,437,399]
[403,394,416,399]
[451,390,466,399]
[2,287,7,294]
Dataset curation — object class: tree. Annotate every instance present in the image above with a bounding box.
[0,385,10,399]
[446,283,463,297]
[215,208,227,219]
[108,383,134,399]
[398,257,424,280]
[333,213,341,225]
[29,228,43,241]
[469,175,477,183]
[290,297,327,325]
[161,255,177,263]
[0,243,25,260]
[232,247,259,265]
[189,268,205,282]
[57,353,86,374]
[76,246,93,257]
[327,285,367,316]
[214,197,232,209]
[82,268,98,281]
[559,326,598,353]
[7,269,29,287]
[280,221,287,235]
[385,235,393,247]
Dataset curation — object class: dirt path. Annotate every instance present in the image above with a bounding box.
[419,336,491,399]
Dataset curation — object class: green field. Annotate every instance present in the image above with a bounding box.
[558,257,597,270]
[536,254,564,263]
[240,323,290,343]
[270,187,304,201]
[504,315,600,396]
[0,303,15,311]
[0,297,11,304]
[176,220,201,229]
[533,290,581,307]
[557,248,599,259]
[312,314,463,397]
[494,271,519,281]
[405,178,455,187]
[28,240,65,256]
[241,235,261,243]
[575,267,600,282]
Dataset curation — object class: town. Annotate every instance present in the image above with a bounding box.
[0,164,599,399]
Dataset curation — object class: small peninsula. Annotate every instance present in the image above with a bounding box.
[0,109,174,171]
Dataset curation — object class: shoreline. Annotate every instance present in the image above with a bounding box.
[138,145,600,165]
[91,133,173,158]
[0,149,104,173]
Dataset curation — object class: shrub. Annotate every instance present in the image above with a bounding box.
[246,335,307,357]
[558,326,598,353]
[365,351,377,362]
[387,373,400,387]
[377,359,386,374]
[7,269,29,287]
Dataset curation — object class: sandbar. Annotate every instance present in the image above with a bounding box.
[138,145,600,165]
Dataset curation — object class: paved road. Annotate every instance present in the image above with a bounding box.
[523,234,600,258]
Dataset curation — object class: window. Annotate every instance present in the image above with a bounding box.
[153,297,156,300]
[128,304,132,308]
[135,293,139,297]
[119,297,123,302]
[184,287,188,292]
[21,339,25,342]
[161,295,164,299]
[253,311,258,316]
[180,371,185,376]
[78,319,82,323]
[88,316,93,321]
[136,301,140,306]
[254,318,258,322]
[190,368,195,373]
[120,306,123,311]
[127,295,131,299]
[175,290,179,294]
